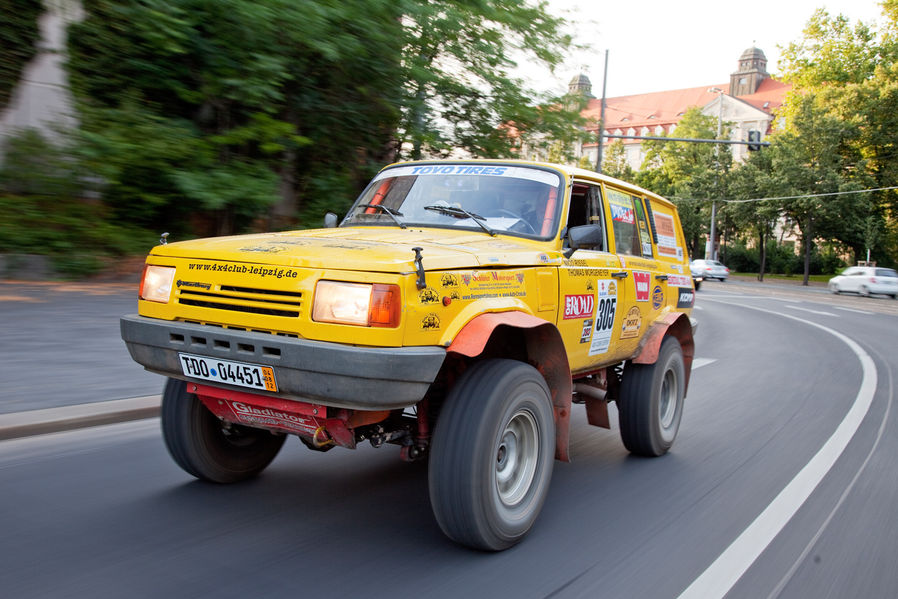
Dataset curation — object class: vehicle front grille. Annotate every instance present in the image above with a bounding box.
[177,285,303,318]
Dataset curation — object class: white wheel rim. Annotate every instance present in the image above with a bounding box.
[496,409,539,507]
[659,368,679,432]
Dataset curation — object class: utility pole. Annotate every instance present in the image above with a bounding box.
[595,50,609,173]
[707,87,724,260]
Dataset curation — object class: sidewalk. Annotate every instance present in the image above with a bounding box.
[0,395,160,440]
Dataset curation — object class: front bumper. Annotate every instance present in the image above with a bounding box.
[120,315,446,410]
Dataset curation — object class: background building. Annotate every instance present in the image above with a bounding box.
[546,47,790,169]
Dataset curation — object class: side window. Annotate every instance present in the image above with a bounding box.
[566,182,607,252]
[605,187,640,256]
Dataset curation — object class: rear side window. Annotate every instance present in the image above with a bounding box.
[876,268,898,277]
[632,197,655,258]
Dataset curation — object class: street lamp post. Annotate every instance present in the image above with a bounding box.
[707,87,724,260]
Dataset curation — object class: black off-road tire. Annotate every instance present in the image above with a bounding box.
[428,359,555,551]
[618,336,685,457]
[161,378,285,483]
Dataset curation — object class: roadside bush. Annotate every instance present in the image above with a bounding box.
[723,241,758,273]
[0,129,158,277]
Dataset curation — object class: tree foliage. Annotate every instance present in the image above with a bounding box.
[634,108,730,259]
[60,0,581,237]
[398,0,582,159]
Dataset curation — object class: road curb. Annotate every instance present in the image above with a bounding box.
[0,395,161,440]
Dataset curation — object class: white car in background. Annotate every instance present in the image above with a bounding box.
[690,259,729,282]
[828,266,898,298]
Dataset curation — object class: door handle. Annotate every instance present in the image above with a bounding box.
[654,274,668,281]
[611,271,628,279]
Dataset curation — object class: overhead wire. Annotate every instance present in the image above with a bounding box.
[669,185,898,205]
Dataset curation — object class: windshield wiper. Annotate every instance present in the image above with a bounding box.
[424,204,496,236]
[359,203,406,229]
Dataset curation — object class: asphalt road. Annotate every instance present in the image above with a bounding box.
[1,280,897,597]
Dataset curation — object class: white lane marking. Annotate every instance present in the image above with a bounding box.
[767,348,892,598]
[691,358,716,369]
[678,301,877,599]
[783,305,838,317]
[693,305,704,310]
[833,306,873,315]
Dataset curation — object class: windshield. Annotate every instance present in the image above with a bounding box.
[343,164,563,238]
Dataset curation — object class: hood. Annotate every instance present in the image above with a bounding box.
[151,227,560,272]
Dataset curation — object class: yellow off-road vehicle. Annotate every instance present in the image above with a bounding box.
[121,160,696,550]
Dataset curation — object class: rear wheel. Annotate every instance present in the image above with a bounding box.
[429,359,555,551]
[161,378,285,483]
[618,337,685,457]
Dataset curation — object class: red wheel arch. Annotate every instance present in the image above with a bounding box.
[448,312,573,462]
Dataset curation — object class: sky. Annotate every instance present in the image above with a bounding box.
[519,0,886,98]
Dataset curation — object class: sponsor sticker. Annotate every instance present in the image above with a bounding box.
[580,319,593,344]
[677,289,695,309]
[634,271,651,301]
[564,294,595,319]
[226,400,317,436]
[588,280,618,356]
[620,306,642,339]
[419,288,439,303]
[652,285,664,310]
[653,212,679,257]
[610,204,635,224]
[373,164,560,187]
[176,280,211,290]
[667,274,692,288]
[421,313,441,330]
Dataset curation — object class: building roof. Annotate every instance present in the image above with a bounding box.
[738,46,767,63]
[735,77,789,113]
[582,84,730,132]
[581,77,790,143]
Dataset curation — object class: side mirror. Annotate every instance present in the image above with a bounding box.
[566,224,603,257]
[324,212,338,228]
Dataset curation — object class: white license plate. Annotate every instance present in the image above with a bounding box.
[178,353,277,392]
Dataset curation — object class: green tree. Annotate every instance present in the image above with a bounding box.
[68,0,404,233]
[66,0,582,235]
[761,94,870,283]
[728,150,781,280]
[602,140,634,181]
[778,4,896,266]
[635,108,730,259]
[397,0,583,159]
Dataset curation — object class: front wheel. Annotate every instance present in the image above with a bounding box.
[618,336,685,457]
[161,378,285,483]
[428,359,555,551]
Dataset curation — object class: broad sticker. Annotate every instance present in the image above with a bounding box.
[588,279,618,356]
[564,294,595,319]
